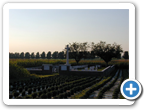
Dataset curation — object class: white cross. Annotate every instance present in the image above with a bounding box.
[65,45,70,65]
[126,83,137,95]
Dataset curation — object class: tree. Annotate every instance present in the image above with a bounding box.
[47,51,51,59]
[52,51,58,59]
[31,52,35,59]
[90,51,95,59]
[68,42,89,64]
[58,51,65,59]
[9,53,15,59]
[92,41,123,66]
[41,51,45,59]
[15,52,20,58]
[25,52,30,59]
[20,52,24,59]
[36,52,40,59]
[123,51,129,59]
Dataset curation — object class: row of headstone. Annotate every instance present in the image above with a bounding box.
[70,65,101,71]
[71,65,88,69]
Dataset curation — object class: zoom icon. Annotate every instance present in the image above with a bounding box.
[121,79,142,100]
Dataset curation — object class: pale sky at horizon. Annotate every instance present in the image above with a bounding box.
[9,9,129,54]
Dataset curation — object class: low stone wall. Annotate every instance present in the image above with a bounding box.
[59,65,115,77]
[26,64,53,75]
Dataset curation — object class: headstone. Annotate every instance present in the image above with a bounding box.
[44,65,49,70]
[85,67,88,70]
[61,65,67,71]
[95,66,97,71]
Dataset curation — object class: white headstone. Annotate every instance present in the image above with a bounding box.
[61,65,67,70]
[44,65,49,70]
[95,65,98,71]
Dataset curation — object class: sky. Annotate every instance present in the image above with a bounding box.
[9,9,129,54]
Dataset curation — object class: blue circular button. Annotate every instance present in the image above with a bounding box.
[123,81,139,97]
[121,79,142,100]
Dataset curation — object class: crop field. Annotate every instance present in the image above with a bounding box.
[9,59,129,99]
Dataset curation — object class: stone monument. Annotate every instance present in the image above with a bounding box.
[65,45,71,66]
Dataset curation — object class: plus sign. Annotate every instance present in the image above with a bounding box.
[126,83,137,95]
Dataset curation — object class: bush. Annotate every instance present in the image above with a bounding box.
[24,86,28,91]
[42,90,47,94]
[46,92,52,98]
[24,95,32,99]
[13,92,19,98]
[33,87,37,92]
[58,93,64,99]
[40,94,47,99]
[18,87,23,93]
[9,95,13,99]
[38,91,43,97]
[22,91,26,96]
[28,88,32,94]
[32,92,37,98]
[9,62,31,80]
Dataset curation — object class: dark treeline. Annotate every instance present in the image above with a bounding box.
[9,51,96,59]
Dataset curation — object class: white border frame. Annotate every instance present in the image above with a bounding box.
[3,3,135,105]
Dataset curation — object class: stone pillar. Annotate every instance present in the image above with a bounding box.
[65,45,70,65]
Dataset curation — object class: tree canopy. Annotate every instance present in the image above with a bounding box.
[68,42,89,64]
[92,41,123,65]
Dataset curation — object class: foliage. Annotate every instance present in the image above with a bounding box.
[41,51,46,59]
[9,62,31,80]
[25,52,30,59]
[68,42,89,64]
[123,51,129,59]
[47,51,51,59]
[92,41,123,66]
[31,52,35,58]
[52,51,58,59]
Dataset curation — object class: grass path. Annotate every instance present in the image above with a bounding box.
[88,70,119,99]
[102,70,122,99]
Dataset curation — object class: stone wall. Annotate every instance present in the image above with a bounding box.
[59,65,115,76]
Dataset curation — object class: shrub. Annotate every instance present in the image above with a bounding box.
[46,92,52,98]
[40,94,47,99]
[32,92,37,98]
[28,88,32,94]
[24,86,28,91]
[42,90,47,94]
[16,96,22,99]
[9,62,31,80]
[18,87,23,93]
[38,91,43,97]
[33,87,36,92]
[42,85,45,90]
[38,87,41,91]
[67,92,71,97]
[9,95,13,99]
[13,92,19,98]
[63,93,68,98]
[52,90,58,97]
[24,95,32,99]
[58,93,64,99]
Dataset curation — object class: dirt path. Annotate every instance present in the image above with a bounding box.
[102,70,122,99]
[88,70,119,99]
